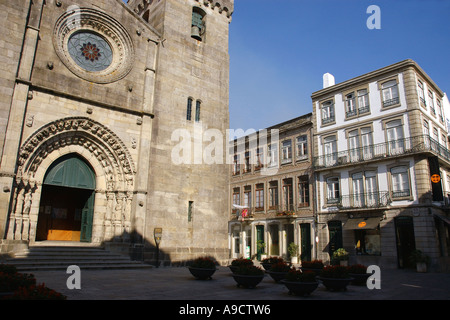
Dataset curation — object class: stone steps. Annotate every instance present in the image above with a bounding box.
[3,243,152,271]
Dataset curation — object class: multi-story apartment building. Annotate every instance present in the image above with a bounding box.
[228,114,314,262]
[312,60,450,271]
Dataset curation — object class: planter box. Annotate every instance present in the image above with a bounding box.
[317,277,353,292]
[232,274,264,289]
[300,267,323,276]
[281,280,319,297]
[266,271,288,283]
[188,267,217,280]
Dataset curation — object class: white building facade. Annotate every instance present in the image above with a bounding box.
[312,60,450,271]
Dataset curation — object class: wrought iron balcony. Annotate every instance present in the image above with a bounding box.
[327,191,391,210]
[314,135,450,170]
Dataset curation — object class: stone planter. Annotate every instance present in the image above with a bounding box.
[266,271,288,283]
[228,265,238,274]
[317,277,353,292]
[281,280,319,297]
[188,267,217,280]
[349,273,371,286]
[232,274,265,289]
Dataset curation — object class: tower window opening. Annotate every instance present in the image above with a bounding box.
[191,7,206,41]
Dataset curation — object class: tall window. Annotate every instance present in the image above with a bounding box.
[255,147,264,171]
[268,143,278,167]
[296,135,308,160]
[321,100,335,124]
[269,181,278,209]
[244,151,251,173]
[357,89,370,114]
[233,154,240,175]
[298,176,309,207]
[386,119,404,155]
[195,100,201,122]
[283,178,293,211]
[327,177,340,204]
[255,184,264,211]
[428,90,435,115]
[352,171,377,207]
[361,127,374,160]
[244,187,252,209]
[324,135,337,166]
[186,98,193,121]
[281,140,292,164]
[348,129,360,162]
[381,80,399,107]
[345,92,357,118]
[437,99,444,123]
[418,81,425,105]
[233,188,240,207]
[391,166,410,198]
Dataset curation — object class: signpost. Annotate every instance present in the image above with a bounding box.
[154,228,162,268]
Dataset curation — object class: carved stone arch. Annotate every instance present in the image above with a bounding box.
[8,117,137,243]
[17,117,136,192]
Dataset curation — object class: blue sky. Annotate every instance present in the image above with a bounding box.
[229,0,450,131]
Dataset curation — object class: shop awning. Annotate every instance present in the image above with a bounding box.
[343,217,381,230]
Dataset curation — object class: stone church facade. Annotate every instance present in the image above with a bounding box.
[0,0,233,265]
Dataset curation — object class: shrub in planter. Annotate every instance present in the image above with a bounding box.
[188,257,217,280]
[300,260,324,276]
[266,261,292,282]
[232,265,265,288]
[281,270,319,296]
[261,257,284,270]
[318,265,353,292]
[347,264,370,286]
[229,258,253,273]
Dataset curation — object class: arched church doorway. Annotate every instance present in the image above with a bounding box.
[36,154,96,242]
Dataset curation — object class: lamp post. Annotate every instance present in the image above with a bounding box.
[154,228,162,268]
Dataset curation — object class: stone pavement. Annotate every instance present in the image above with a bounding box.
[31,265,450,301]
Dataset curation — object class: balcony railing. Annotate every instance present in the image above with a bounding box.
[331,191,391,210]
[314,135,450,169]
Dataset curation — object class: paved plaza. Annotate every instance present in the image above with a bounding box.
[31,265,450,301]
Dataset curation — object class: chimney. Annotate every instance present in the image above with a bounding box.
[323,73,335,88]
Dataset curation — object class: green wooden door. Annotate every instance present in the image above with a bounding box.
[300,223,312,261]
[43,154,96,242]
[256,225,264,260]
[80,191,95,242]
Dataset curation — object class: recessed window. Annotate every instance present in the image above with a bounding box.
[195,100,201,122]
[186,98,193,121]
[381,80,399,107]
[327,177,340,204]
[321,100,335,124]
[391,166,410,198]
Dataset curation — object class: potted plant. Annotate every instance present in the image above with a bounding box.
[281,269,319,296]
[332,248,349,266]
[257,240,267,261]
[261,256,284,271]
[232,265,265,289]
[347,264,370,286]
[300,260,324,276]
[229,258,253,274]
[409,250,430,273]
[317,265,354,291]
[288,242,299,264]
[188,257,217,280]
[266,261,291,283]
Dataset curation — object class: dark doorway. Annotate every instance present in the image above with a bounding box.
[395,216,416,268]
[300,223,312,261]
[328,220,343,258]
[36,154,95,242]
